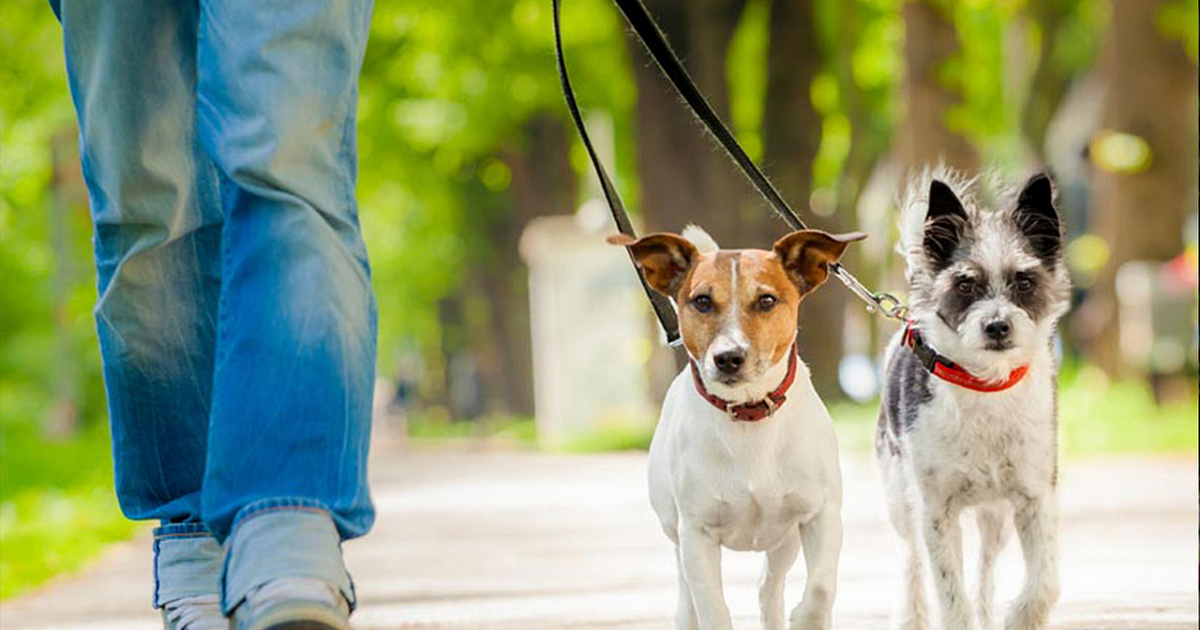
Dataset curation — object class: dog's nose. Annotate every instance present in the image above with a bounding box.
[984,319,1011,341]
[714,350,745,375]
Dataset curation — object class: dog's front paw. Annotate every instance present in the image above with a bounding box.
[787,613,829,630]
[1003,578,1058,630]
[787,598,832,630]
[895,610,929,630]
[1003,598,1051,630]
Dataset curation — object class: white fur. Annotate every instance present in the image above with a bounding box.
[683,224,720,254]
[650,353,844,630]
[881,168,1066,630]
[881,336,1059,630]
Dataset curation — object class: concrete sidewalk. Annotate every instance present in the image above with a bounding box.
[2,445,1196,630]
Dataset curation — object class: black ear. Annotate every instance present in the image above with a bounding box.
[1013,173,1062,265]
[923,180,968,269]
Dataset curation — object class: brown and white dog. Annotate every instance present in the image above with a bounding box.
[610,226,864,630]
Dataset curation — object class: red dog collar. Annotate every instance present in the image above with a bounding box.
[902,321,1029,393]
[689,344,799,422]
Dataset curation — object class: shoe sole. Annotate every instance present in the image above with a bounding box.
[235,601,350,630]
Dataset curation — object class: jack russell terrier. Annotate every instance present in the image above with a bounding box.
[877,169,1069,630]
[610,225,865,630]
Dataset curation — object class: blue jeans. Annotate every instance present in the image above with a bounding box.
[54,0,377,614]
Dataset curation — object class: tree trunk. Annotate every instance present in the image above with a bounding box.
[1019,0,1076,157]
[759,0,841,397]
[630,0,749,242]
[835,0,892,363]
[1081,0,1198,374]
[46,131,83,440]
[897,0,978,174]
[482,115,577,416]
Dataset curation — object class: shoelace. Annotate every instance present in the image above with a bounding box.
[242,577,347,617]
[164,594,225,630]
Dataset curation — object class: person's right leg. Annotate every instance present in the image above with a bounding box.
[56,1,225,626]
[194,0,377,626]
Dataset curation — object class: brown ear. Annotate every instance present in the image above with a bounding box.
[772,230,867,295]
[607,232,698,298]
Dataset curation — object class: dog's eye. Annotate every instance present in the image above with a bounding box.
[755,294,778,311]
[1014,275,1035,292]
[954,278,976,295]
[692,295,714,313]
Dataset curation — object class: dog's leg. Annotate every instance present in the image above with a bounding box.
[883,456,928,630]
[788,505,842,630]
[975,503,1009,630]
[1005,494,1059,630]
[759,530,801,630]
[922,500,975,630]
[678,525,732,630]
[675,545,700,630]
[899,532,930,630]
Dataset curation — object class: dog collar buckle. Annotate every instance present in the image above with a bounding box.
[904,324,941,373]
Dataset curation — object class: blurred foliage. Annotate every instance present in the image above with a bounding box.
[406,413,537,444]
[1158,0,1199,61]
[0,423,136,599]
[358,0,636,367]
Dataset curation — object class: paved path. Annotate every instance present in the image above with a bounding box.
[2,443,1196,630]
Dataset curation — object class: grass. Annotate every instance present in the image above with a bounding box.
[522,369,1198,458]
[1057,366,1198,456]
[828,367,1199,457]
[406,413,538,445]
[0,422,139,600]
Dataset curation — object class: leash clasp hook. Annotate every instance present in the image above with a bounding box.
[830,264,909,322]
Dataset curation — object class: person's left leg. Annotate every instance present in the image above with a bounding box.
[54,1,227,626]
[193,0,377,622]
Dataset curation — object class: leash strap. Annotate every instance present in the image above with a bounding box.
[553,0,682,346]
[555,0,910,340]
[609,0,805,231]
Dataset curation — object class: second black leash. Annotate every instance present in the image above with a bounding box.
[554,0,910,342]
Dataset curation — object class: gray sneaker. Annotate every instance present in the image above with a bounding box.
[227,578,350,630]
[162,595,226,630]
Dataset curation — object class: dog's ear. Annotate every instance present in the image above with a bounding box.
[773,230,867,296]
[923,179,969,270]
[1013,173,1062,266]
[607,233,698,298]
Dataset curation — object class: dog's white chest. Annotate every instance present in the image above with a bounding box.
[696,471,820,551]
[909,376,1057,504]
[648,369,840,554]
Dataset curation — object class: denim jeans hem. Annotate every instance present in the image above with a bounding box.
[222,499,355,615]
[153,524,223,608]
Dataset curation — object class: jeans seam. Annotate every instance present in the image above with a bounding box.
[229,498,334,537]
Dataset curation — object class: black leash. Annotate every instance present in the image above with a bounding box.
[553,0,909,346]
[552,0,682,346]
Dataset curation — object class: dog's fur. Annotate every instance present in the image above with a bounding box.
[876,168,1070,630]
[611,226,864,630]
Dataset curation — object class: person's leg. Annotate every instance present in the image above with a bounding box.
[56,0,226,621]
[193,0,377,619]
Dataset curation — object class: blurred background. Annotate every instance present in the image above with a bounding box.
[1,0,1197,600]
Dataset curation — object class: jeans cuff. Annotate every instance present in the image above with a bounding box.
[153,523,223,608]
[221,498,355,615]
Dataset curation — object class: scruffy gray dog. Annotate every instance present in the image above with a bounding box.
[877,168,1070,630]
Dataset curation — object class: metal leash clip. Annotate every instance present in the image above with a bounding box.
[831,263,909,322]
